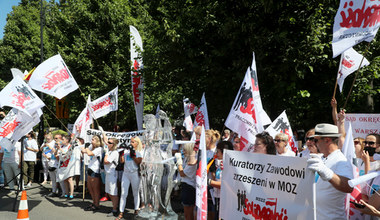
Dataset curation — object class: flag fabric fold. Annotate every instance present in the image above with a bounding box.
[28,54,79,99]
[73,96,93,138]
[183,98,198,131]
[196,125,207,219]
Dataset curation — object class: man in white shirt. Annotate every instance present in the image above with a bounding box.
[307,123,353,220]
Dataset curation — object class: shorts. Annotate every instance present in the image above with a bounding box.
[105,171,118,196]
[181,182,195,206]
[87,168,101,178]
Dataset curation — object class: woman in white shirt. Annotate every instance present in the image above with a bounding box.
[116,137,143,220]
[174,143,197,220]
[22,131,39,188]
[82,135,103,211]
[56,135,75,199]
[103,138,119,217]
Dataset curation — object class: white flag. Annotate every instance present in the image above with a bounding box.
[332,0,380,58]
[337,48,370,92]
[28,54,79,99]
[196,126,207,219]
[225,67,260,144]
[183,98,198,131]
[0,108,42,141]
[130,25,144,130]
[194,93,210,130]
[0,76,45,116]
[89,87,118,119]
[265,111,297,153]
[73,96,93,138]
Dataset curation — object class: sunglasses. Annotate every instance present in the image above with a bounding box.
[305,137,314,141]
[274,139,284,143]
[313,139,319,143]
[108,141,114,145]
[364,141,376,146]
[354,140,360,145]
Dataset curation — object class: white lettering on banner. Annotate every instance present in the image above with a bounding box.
[220,150,314,219]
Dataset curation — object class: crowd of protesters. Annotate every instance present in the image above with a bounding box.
[0,102,380,220]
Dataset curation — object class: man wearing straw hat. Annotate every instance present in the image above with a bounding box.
[307,123,353,219]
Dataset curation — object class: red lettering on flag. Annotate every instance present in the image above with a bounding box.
[340,1,380,28]
[11,92,31,109]
[42,68,70,90]
[132,60,141,104]
[0,120,21,137]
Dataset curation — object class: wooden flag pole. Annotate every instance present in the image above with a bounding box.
[342,42,371,110]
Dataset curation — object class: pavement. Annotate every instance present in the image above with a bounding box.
[0,182,184,220]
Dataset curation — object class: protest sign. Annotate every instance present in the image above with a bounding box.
[84,129,145,144]
[345,113,380,138]
[220,150,314,219]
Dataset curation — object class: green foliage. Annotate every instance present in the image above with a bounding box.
[0,0,378,134]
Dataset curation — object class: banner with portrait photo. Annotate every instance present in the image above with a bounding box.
[220,150,314,220]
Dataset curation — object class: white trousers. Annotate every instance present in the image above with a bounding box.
[49,169,58,193]
[119,171,140,212]
[41,160,49,181]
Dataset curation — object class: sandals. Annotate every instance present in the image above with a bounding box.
[115,213,123,220]
[84,204,100,212]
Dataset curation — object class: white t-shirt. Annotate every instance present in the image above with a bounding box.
[181,163,197,187]
[3,142,21,164]
[315,149,354,220]
[123,149,142,173]
[23,139,38,162]
[104,150,118,174]
[277,149,296,157]
[88,146,103,173]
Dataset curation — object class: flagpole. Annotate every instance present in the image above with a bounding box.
[342,42,371,109]
[332,54,343,99]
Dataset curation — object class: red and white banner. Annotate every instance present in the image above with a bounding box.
[265,111,297,153]
[28,54,79,99]
[57,146,76,182]
[337,48,369,93]
[196,126,207,219]
[130,25,144,130]
[89,87,118,119]
[194,93,210,130]
[220,150,314,219]
[0,108,42,141]
[0,76,45,116]
[183,98,198,131]
[342,122,363,219]
[73,96,93,138]
[345,113,380,138]
[332,0,380,58]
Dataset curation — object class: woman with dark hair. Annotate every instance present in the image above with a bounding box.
[22,131,39,188]
[254,131,276,155]
[81,135,104,211]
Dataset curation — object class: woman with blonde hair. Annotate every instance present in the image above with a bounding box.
[104,138,119,217]
[175,143,197,220]
[117,136,143,220]
[82,135,104,211]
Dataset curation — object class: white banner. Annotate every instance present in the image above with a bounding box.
[265,111,297,153]
[84,129,145,145]
[130,25,144,130]
[344,113,380,138]
[57,146,76,182]
[28,54,79,99]
[89,87,118,119]
[337,48,370,93]
[0,76,45,116]
[183,98,198,131]
[332,0,380,58]
[196,126,207,219]
[220,151,314,219]
[194,93,210,130]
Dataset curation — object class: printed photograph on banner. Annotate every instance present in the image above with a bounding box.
[220,150,314,219]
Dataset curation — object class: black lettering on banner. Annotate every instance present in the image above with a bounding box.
[277,180,297,195]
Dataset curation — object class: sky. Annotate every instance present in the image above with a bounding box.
[0,0,21,39]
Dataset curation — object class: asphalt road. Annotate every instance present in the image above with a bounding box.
[0,182,184,220]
